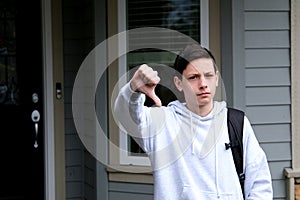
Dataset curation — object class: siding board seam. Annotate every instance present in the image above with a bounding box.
[245,29,290,31]
[245,66,290,69]
[247,104,291,107]
[251,122,290,125]
[245,47,290,50]
[246,104,291,107]
[107,190,153,195]
[246,84,291,87]
[260,141,292,145]
[244,10,290,12]
[246,85,290,88]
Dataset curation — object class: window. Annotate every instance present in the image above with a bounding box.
[118,0,210,166]
[0,7,18,105]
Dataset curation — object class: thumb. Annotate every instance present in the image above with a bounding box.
[147,89,162,107]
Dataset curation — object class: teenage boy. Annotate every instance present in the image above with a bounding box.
[114,44,273,199]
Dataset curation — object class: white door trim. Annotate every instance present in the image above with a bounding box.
[41,0,55,199]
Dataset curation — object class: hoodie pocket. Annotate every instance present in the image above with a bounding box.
[180,185,241,200]
[180,185,215,200]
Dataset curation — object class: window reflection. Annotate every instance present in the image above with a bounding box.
[0,7,19,105]
[126,0,200,156]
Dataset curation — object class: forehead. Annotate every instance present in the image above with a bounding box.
[184,58,215,74]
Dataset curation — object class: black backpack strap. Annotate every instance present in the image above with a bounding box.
[226,107,245,198]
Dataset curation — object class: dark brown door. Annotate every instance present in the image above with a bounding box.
[0,0,44,199]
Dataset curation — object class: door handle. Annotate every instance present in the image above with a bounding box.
[31,110,40,148]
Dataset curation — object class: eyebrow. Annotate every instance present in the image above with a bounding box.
[204,71,215,75]
[186,71,215,76]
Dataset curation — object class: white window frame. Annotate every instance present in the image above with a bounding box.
[118,0,210,166]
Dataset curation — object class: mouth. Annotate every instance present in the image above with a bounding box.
[197,92,210,97]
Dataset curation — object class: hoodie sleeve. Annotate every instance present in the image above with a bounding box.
[113,83,157,153]
[243,116,273,199]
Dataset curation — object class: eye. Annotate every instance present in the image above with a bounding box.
[188,75,199,80]
[205,73,214,78]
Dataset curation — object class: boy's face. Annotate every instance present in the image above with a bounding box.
[174,58,219,112]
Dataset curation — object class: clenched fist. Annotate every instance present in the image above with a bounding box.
[130,64,162,107]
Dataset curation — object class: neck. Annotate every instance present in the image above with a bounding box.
[187,102,214,117]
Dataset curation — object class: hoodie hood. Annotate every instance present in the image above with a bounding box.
[168,100,226,121]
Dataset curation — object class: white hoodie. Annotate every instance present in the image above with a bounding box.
[114,83,273,200]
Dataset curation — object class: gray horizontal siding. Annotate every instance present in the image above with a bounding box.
[245,12,290,30]
[63,0,98,199]
[66,166,83,182]
[66,150,84,166]
[272,179,286,199]
[246,87,290,106]
[245,49,290,67]
[66,182,83,199]
[245,31,290,48]
[84,150,96,200]
[252,124,291,143]
[245,67,290,86]
[246,105,290,124]
[66,134,84,149]
[260,143,291,161]
[244,0,290,11]
[109,192,153,200]
[244,0,291,199]
[109,182,154,200]
[269,161,291,180]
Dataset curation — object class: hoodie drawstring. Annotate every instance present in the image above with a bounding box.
[190,112,195,154]
[214,116,220,198]
[188,103,225,198]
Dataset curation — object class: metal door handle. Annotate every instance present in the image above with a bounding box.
[33,123,38,148]
[31,110,40,148]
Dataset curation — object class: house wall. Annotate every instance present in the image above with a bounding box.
[109,182,153,200]
[63,0,109,198]
[244,0,291,199]
[107,1,292,200]
[62,0,291,199]
[63,0,97,199]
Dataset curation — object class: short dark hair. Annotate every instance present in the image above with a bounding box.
[173,44,217,74]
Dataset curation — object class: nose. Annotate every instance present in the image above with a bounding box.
[199,78,208,89]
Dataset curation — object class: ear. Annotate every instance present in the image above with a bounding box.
[174,76,183,92]
[215,71,219,87]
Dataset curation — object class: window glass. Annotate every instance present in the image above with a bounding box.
[128,0,200,42]
[125,0,201,159]
[0,7,18,105]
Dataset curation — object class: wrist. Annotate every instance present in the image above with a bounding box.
[129,81,139,93]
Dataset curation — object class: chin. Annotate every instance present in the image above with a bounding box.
[197,100,213,107]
